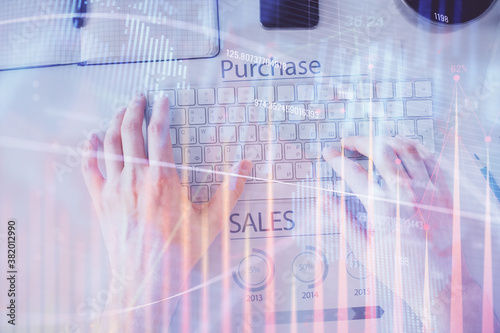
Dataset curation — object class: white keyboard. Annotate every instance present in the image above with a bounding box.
[146,80,435,202]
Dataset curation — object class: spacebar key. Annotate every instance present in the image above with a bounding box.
[239,181,334,201]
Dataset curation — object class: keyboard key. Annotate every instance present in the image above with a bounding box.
[259,125,277,141]
[347,102,365,118]
[170,108,186,125]
[417,119,435,153]
[304,142,322,159]
[327,103,346,119]
[239,125,257,142]
[307,103,326,120]
[184,147,203,164]
[284,143,303,160]
[324,142,360,157]
[319,122,336,139]
[269,107,286,122]
[338,121,356,138]
[237,86,255,104]
[176,167,193,183]
[244,144,263,161]
[378,120,396,136]
[370,101,385,118]
[358,121,375,136]
[356,83,373,99]
[169,128,177,145]
[238,181,334,200]
[316,161,333,179]
[204,146,222,163]
[397,120,415,136]
[148,89,175,107]
[198,88,215,105]
[172,147,182,164]
[265,143,283,161]
[215,164,232,182]
[224,145,242,162]
[188,107,206,125]
[199,126,217,144]
[276,162,293,180]
[288,104,306,121]
[414,80,432,98]
[407,100,433,116]
[296,162,314,179]
[255,163,274,180]
[177,89,195,106]
[257,86,275,102]
[178,127,197,144]
[298,123,317,140]
[297,84,315,101]
[277,85,295,102]
[248,105,266,122]
[395,82,413,98]
[279,124,297,141]
[376,82,394,99]
[218,88,235,104]
[191,185,209,203]
[195,165,213,183]
[336,83,354,100]
[228,106,246,123]
[208,107,227,124]
[387,101,404,117]
[317,84,335,100]
[219,126,237,143]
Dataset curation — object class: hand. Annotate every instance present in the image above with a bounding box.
[323,136,453,251]
[81,94,252,330]
[322,136,486,332]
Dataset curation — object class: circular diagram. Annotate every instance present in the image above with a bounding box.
[292,246,328,288]
[233,248,275,292]
[346,251,370,280]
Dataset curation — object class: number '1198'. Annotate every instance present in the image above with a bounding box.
[434,13,449,23]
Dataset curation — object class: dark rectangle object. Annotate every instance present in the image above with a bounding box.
[260,0,319,29]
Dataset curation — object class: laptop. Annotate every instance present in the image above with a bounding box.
[145,1,437,331]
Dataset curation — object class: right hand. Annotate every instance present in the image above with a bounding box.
[322,136,457,330]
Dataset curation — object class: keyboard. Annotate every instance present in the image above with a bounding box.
[146,79,435,202]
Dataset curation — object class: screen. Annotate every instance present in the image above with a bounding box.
[403,0,496,24]
[260,0,319,28]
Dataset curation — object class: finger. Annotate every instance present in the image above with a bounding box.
[392,136,428,182]
[121,93,147,166]
[147,96,176,176]
[103,108,126,179]
[342,136,409,187]
[207,160,253,222]
[81,133,105,201]
[322,146,379,206]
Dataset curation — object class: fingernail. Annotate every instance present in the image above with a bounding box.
[323,146,340,157]
[154,94,168,102]
[84,134,95,153]
[239,161,252,176]
[86,131,96,141]
[229,162,242,190]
